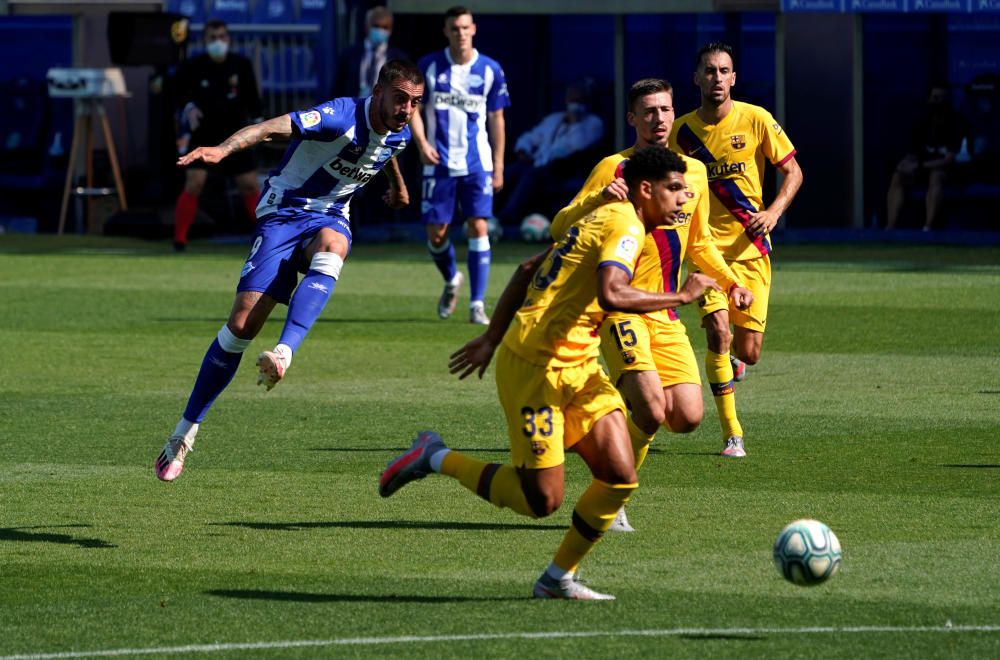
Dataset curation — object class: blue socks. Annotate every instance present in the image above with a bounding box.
[182,327,250,423]
[428,239,457,283]
[278,269,336,353]
[467,235,491,304]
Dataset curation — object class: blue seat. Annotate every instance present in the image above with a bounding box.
[166,0,206,23]
[261,44,317,93]
[252,0,294,23]
[205,0,251,24]
[299,0,327,25]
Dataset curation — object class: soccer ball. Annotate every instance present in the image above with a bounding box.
[773,519,842,586]
[520,213,551,243]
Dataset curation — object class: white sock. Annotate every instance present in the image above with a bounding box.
[470,300,484,311]
[429,448,450,473]
[544,562,570,581]
[173,418,199,441]
[274,343,293,369]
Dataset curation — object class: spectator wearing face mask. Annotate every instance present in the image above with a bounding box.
[173,18,263,251]
[496,81,604,226]
[335,6,409,99]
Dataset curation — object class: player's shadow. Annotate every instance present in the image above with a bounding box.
[154,317,444,326]
[206,588,522,603]
[210,520,565,532]
[679,633,765,642]
[939,464,1000,469]
[0,525,116,549]
[308,446,509,454]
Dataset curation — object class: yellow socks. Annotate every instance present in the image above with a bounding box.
[626,415,655,472]
[706,350,744,439]
[439,451,535,517]
[552,479,637,574]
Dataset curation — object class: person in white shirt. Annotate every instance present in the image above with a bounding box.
[498,81,604,225]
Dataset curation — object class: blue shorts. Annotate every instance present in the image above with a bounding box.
[237,208,352,305]
[421,172,494,224]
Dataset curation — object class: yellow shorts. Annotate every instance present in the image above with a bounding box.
[495,344,625,470]
[600,314,700,388]
[698,254,771,332]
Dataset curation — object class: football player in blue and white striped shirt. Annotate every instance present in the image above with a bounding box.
[155,59,424,483]
[409,5,511,325]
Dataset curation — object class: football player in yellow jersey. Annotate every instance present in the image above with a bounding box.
[379,146,720,600]
[670,42,803,458]
[551,78,753,533]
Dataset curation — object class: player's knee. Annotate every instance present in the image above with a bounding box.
[666,409,702,434]
[225,319,256,341]
[605,466,638,486]
[309,252,344,280]
[465,217,487,237]
[426,228,449,248]
[525,490,562,518]
[706,325,732,353]
[632,400,666,434]
[739,346,761,365]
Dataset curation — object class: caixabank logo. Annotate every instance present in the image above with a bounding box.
[782,0,845,10]
[850,0,905,10]
[911,0,966,9]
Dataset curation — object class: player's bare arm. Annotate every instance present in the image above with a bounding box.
[177,114,293,166]
[747,155,803,237]
[449,249,549,380]
[408,110,441,166]
[688,245,753,310]
[487,109,506,191]
[381,156,410,209]
[598,267,720,313]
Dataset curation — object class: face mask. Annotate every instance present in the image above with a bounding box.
[368,27,390,46]
[206,40,228,60]
[566,102,587,117]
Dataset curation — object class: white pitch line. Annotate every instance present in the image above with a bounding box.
[3,625,999,659]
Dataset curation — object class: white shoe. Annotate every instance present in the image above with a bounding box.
[533,572,615,600]
[721,435,747,457]
[155,434,194,482]
[608,507,635,533]
[256,347,291,391]
[438,272,463,319]
[469,301,490,325]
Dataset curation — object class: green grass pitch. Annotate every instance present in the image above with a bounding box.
[1,235,998,658]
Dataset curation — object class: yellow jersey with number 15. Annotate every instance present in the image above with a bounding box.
[670,101,796,262]
[503,199,644,369]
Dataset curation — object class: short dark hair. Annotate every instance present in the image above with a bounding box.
[623,145,686,190]
[445,5,471,20]
[696,42,735,70]
[204,19,228,33]
[627,78,673,112]
[377,59,425,88]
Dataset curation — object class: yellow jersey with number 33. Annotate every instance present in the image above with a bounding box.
[503,200,644,368]
[670,101,796,262]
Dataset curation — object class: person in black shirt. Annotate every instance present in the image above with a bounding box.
[173,19,263,251]
[886,83,968,231]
